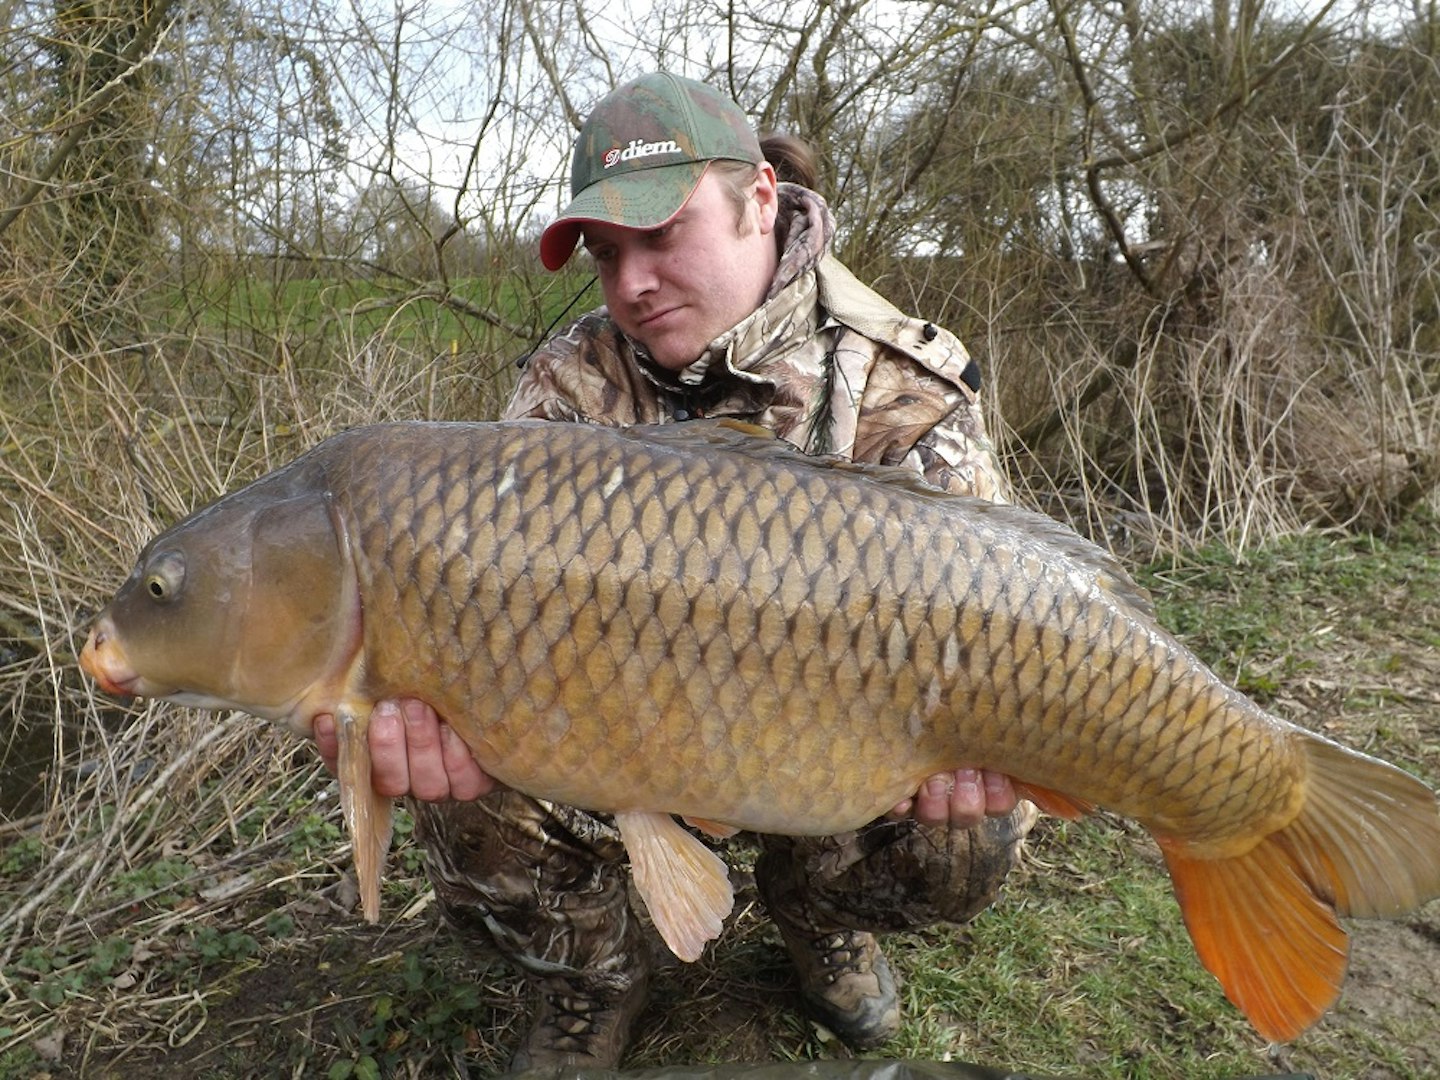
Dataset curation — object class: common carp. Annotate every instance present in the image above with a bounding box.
[80,419,1440,1042]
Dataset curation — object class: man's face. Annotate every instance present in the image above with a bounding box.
[583,166,780,371]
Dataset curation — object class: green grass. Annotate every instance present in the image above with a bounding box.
[1142,515,1440,651]
[1139,516,1440,716]
[169,270,599,359]
[884,817,1260,1079]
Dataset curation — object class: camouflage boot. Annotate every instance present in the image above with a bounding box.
[408,793,652,1072]
[755,807,1036,1049]
[509,964,651,1072]
[756,853,901,1049]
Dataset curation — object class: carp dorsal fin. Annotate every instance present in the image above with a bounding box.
[975,501,1159,621]
[619,417,780,454]
[710,418,774,439]
[621,419,1157,620]
[614,811,733,962]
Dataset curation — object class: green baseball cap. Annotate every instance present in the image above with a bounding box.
[539,72,763,271]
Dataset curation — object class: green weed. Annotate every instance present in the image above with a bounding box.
[0,834,41,875]
[287,810,344,858]
[325,951,484,1077]
[113,856,195,906]
[9,934,134,1006]
[189,927,260,965]
[0,1044,40,1076]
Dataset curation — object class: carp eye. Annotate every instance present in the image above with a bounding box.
[143,551,186,603]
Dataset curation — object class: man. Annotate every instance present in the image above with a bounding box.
[316,71,1034,1070]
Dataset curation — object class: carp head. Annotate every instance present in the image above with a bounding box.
[81,474,359,733]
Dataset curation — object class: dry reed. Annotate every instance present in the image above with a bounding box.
[0,330,509,1064]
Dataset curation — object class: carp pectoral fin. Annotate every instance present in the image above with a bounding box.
[337,707,395,923]
[682,816,741,838]
[1012,781,1092,820]
[615,811,733,962]
[1158,833,1346,1043]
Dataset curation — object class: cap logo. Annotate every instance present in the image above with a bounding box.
[603,138,682,169]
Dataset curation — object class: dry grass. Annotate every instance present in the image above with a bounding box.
[0,334,503,1018]
[982,244,1440,561]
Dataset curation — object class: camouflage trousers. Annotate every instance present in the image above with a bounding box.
[410,792,1034,986]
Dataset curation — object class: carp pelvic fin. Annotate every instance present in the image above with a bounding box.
[1157,732,1440,1043]
[336,705,395,923]
[615,811,733,962]
[682,816,742,838]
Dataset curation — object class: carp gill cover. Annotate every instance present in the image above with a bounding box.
[80,419,1440,1043]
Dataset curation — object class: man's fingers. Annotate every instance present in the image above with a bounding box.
[366,701,411,798]
[890,769,1022,827]
[981,770,1020,817]
[398,699,452,801]
[909,773,957,826]
[441,723,498,801]
[946,769,987,827]
[316,701,494,803]
[909,770,993,828]
[885,795,915,820]
[313,714,339,774]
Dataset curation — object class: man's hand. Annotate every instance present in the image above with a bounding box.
[889,769,1020,828]
[313,699,498,802]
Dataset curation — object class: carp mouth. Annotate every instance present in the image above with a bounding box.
[81,621,141,697]
[79,620,178,700]
[80,618,348,728]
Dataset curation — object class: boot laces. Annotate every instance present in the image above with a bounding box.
[809,929,876,985]
[538,989,608,1046]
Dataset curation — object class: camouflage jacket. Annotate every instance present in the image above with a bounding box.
[505,185,1009,502]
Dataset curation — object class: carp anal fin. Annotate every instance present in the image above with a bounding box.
[615,811,733,962]
[337,704,395,923]
[1012,781,1092,820]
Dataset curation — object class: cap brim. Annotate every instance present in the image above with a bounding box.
[539,221,586,272]
[539,160,710,271]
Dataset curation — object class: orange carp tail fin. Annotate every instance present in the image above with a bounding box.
[1158,832,1348,1042]
[1158,733,1440,1043]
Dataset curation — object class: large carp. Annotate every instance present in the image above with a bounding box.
[81,419,1440,1042]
